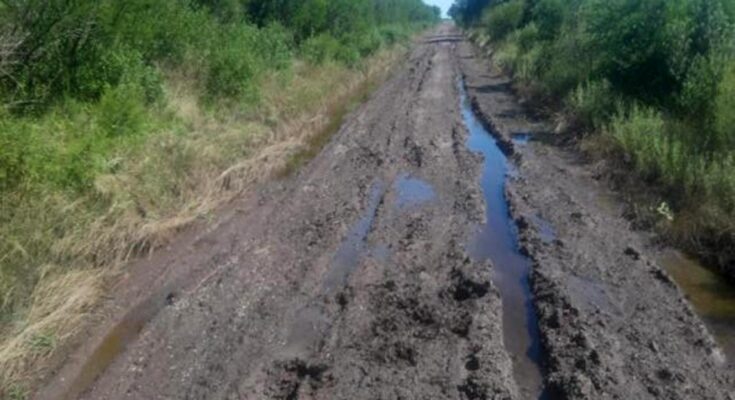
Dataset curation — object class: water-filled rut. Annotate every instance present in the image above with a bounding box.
[458,79,546,398]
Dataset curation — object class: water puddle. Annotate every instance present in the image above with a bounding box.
[59,288,173,400]
[459,80,547,399]
[322,182,384,293]
[286,182,385,357]
[660,250,735,365]
[394,174,436,210]
[512,133,531,145]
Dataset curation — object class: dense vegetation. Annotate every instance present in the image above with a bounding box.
[0,0,439,393]
[451,0,735,273]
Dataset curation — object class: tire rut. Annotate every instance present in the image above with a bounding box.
[46,25,520,400]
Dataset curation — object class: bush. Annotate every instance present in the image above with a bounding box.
[301,34,343,64]
[379,25,411,46]
[205,24,262,101]
[253,23,294,70]
[608,105,686,188]
[0,113,28,191]
[714,63,735,152]
[512,22,540,53]
[483,0,525,41]
[97,82,149,139]
[567,80,620,131]
[532,0,566,40]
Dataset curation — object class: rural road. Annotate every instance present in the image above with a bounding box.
[39,24,734,400]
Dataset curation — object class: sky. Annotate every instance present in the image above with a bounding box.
[424,0,454,18]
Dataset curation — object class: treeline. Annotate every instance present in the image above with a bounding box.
[0,0,440,192]
[0,0,439,112]
[452,0,735,274]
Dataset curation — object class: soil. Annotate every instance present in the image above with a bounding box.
[36,24,735,400]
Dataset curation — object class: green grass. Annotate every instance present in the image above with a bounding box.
[458,0,735,276]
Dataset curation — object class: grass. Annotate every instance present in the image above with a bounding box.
[0,44,408,395]
[279,75,379,177]
[466,13,735,280]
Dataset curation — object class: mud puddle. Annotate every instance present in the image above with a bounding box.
[286,182,386,357]
[59,288,174,400]
[394,173,436,210]
[660,250,735,365]
[323,182,385,293]
[511,133,531,145]
[459,80,547,398]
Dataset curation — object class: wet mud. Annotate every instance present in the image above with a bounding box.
[37,24,735,400]
[459,79,546,399]
[459,38,735,398]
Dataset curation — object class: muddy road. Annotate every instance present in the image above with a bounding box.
[39,24,735,400]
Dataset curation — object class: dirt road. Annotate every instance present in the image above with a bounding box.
[38,24,734,400]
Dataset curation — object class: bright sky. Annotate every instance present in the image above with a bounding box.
[424,0,454,18]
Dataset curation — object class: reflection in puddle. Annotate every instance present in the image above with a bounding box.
[512,133,531,145]
[460,80,547,399]
[288,182,385,357]
[394,174,436,210]
[660,250,735,365]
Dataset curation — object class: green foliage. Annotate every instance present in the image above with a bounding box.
[379,25,413,46]
[98,81,149,138]
[531,0,566,40]
[301,34,344,64]
[453,0,735,266]
[205,24,262,101]
[482,0,524,41]
[608,105,673,183]
[567,80,620,131]
[714,64,735,152]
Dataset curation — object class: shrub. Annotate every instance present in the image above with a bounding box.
[532,0,566,40]
[512,23,540,53]
[97,82,148,139]
[0,113,28,191]
[205,24,262,101]
[714,62,735,152]
[567,79,620,131]
[379,25,411,46]
[301,34,343,64]
[607,105,673,183]
[253,23,294,70]
[483,0,525,42]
